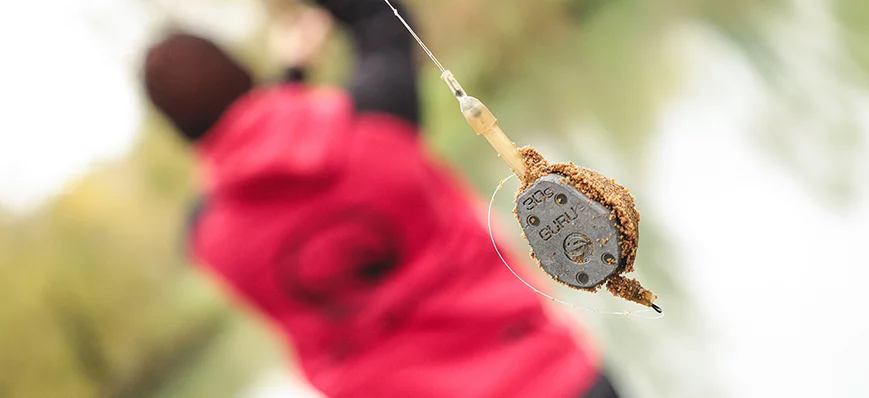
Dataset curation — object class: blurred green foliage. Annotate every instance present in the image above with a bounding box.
[1,0,866,397]
[835,0,869,82]
[0,117,281,397]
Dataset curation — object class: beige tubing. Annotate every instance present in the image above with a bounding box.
[442,71,528,182]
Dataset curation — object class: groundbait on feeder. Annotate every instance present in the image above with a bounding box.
[382,0,661,313]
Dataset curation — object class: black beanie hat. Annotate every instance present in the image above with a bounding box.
[144,33,253,141]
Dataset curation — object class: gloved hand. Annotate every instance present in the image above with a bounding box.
[267,4,334,69]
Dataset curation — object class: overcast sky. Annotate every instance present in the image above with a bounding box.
[0,0,261,212]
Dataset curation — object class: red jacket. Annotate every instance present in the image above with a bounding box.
[190,83,599,397]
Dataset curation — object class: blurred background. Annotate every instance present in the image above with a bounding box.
[1,0,867,397]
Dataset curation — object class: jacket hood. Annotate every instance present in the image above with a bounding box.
[195,84,353,197]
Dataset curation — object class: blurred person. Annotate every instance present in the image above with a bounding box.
[143,0,618,397]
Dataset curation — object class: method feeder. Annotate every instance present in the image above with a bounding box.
[383,0,661,313]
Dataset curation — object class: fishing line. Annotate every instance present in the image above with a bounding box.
[488,174,663,319]
[383,0,446,73]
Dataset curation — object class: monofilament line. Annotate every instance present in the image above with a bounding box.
[487,174,663,319]
[382,0,446,73]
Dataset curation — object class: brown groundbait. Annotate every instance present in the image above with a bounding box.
[379,0,660,311]
[516,146,658,308]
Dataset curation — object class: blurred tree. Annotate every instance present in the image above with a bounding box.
[835,0,869,82]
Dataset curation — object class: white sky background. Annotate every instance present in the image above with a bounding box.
[650,1,869,395]
[0,0,144,211]
[0,0,867,397]
[652,24,869,397]
[0,0,262,212]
